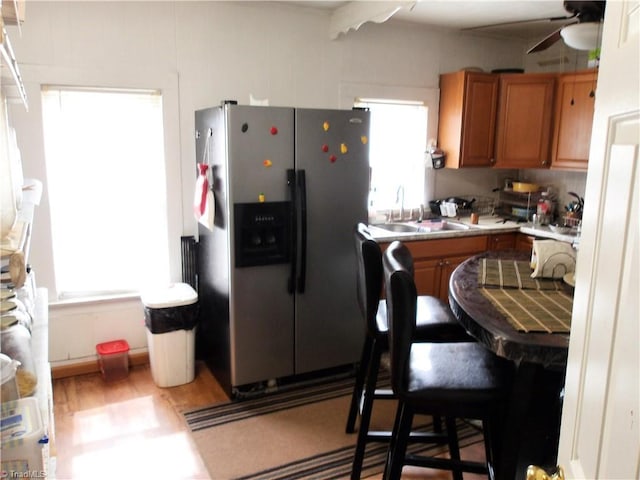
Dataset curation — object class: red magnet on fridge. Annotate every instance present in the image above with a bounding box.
[323,121,330,131]
[263,159,273,167]
[340,143,348,154]
[321,144,329,153]
[329,154,337,163]
[270,126,278,135]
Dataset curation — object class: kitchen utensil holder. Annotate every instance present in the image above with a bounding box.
[562,215,582,228]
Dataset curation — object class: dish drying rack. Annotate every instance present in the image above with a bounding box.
[450,196,496,217]
[496,190,544,221]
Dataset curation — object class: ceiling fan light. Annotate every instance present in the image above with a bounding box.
[560,22,601,50]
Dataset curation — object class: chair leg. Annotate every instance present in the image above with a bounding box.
[432,414,443,433]
[351,340,383,480]
[346,335,374,433]
[383,401,413,480]
[482,416,500,480]
[445,416,463,480]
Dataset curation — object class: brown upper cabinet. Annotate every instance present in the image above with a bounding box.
[438,69,596,171]
[438,71,499,168]
[550,70,597,170]
[493,73,556,169]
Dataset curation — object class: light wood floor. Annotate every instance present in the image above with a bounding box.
[52,362,486,480]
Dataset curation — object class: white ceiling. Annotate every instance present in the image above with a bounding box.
[289,1,576,44]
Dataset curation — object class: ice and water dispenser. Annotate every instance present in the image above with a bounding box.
[234,202,291,267]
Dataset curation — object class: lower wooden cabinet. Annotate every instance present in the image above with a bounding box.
[381,235,488,302]
[515,233,536,253]
[487,232,517,250]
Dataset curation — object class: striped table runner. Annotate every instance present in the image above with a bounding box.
[478,259,572,333]
[479,258,562,290]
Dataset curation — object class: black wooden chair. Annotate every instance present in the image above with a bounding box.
[348,224,472,479]
[382,240,513,480]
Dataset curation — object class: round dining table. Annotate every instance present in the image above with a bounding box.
[449,250,572,480]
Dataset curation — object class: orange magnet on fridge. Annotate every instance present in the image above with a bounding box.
[340,143,348,154]
[263,159,273,167]
[258,193,265,202]
[361,136,368,144]
[323,121,330,131]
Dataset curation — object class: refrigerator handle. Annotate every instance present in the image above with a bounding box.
[297,170,307,294]
[286,169,297,295]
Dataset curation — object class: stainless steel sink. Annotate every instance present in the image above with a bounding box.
[375,223,422,233]
[371,220,471,234]
[439,221,471,231]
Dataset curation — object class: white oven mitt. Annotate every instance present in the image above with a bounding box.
[530,239,576,279]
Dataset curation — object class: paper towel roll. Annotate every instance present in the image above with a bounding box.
[530,239,576,279]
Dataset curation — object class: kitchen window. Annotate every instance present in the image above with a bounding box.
[41,86,170,299]
[354,98,428,215]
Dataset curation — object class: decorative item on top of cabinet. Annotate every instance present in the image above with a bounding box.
[493,73,556,169]
[438,70,499,168]
[550,70,597,170]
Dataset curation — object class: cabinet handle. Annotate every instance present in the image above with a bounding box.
[541,159,548,166]
[490,158,496,164]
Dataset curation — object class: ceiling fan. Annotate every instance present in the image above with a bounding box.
[527,1,606,54]
[466,1,605,54]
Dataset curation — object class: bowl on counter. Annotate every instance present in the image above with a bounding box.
[548,224,573,235]
[512,182,540,193]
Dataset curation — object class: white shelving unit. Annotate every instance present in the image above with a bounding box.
[1,182,55,478]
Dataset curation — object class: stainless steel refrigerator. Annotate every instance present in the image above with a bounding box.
[194,103,370,396]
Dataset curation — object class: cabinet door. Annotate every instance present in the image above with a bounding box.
[551,70,597,170]
[439,71,498,168]
[439,255,470,302]
[414,258,441,297]
[488,232,516,250]
[515,233,535,253]
[494,74,556,168]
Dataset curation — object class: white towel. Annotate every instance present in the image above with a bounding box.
[530,239,576,279]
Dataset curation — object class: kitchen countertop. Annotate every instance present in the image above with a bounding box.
[368,214,580,245]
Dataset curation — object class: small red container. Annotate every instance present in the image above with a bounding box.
[96,339,130,381]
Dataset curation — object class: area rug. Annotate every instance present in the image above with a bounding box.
[184,376,484,479]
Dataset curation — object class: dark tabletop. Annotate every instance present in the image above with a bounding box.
[449,250,570,369]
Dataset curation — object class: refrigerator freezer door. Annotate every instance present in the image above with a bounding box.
[227,105,295,203]
[294,108,370,374]
[227,105,296,387]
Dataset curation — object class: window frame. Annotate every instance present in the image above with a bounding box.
[41,85,170,299]
[12,65,182,303]
[339,83,440,212]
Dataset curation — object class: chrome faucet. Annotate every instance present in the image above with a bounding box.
[418,204,424,222]
[396,186,405,221]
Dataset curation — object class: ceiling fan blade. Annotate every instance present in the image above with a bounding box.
[463,13,576,32]
[527,27,564,54]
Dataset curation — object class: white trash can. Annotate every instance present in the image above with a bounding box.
[142,283,198,388]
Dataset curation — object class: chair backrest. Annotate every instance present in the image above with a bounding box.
[354,223,384,334]
[382,241,417,396]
